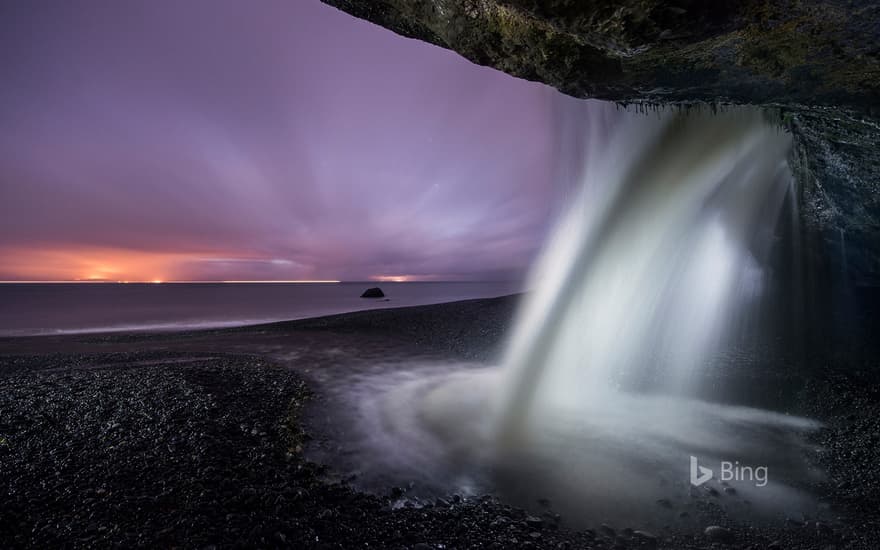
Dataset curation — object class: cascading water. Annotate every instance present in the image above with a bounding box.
[498,104,790,423]
[341,102,825,528]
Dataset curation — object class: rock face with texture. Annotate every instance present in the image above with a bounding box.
[322,0,879,108]
[321,0,880,283]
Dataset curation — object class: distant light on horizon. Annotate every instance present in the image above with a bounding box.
[0,279,342,284]
[217,280,342,284]
[372,275,411,283]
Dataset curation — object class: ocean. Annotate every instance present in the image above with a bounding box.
[0,281,520,336]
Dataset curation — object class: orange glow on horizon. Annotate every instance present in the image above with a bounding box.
[0,246,339,283]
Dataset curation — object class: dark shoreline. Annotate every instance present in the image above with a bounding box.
[0,294,521,358]
[2,295,879,549]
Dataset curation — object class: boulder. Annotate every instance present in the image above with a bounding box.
[360,287,385,298]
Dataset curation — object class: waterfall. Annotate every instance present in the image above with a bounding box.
[496,104,792,442]
[352,103,825,528]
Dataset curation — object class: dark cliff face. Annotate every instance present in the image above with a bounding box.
[321,0,879,108]
[322,0,880,283]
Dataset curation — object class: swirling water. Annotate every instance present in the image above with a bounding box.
[347,104,826,528]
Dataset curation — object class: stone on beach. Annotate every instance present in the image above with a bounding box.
[360,287,385,298]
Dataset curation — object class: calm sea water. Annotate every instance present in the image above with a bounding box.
[0,282,520,336]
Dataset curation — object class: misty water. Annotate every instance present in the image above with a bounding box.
[341,103,827,528]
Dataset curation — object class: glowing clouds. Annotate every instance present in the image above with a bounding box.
[0,247,177,282]
[0,247,331,283]
[0,1,563,283]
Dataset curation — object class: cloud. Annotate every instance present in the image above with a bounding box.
[0,0,571,281]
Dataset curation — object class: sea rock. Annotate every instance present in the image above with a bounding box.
[360,287,385,298]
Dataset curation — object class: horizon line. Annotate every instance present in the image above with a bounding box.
[0,279,515,284]
[0,280,343,284]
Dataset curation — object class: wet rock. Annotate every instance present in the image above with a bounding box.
[633,530,658,546]
[786,517,805,528]
[542,511,561,527]
[525,516,543,530]
[704,525,734,543]
[360,287,385,298]
[656,498,673,508]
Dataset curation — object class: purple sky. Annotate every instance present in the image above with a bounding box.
[0,0,575,282]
